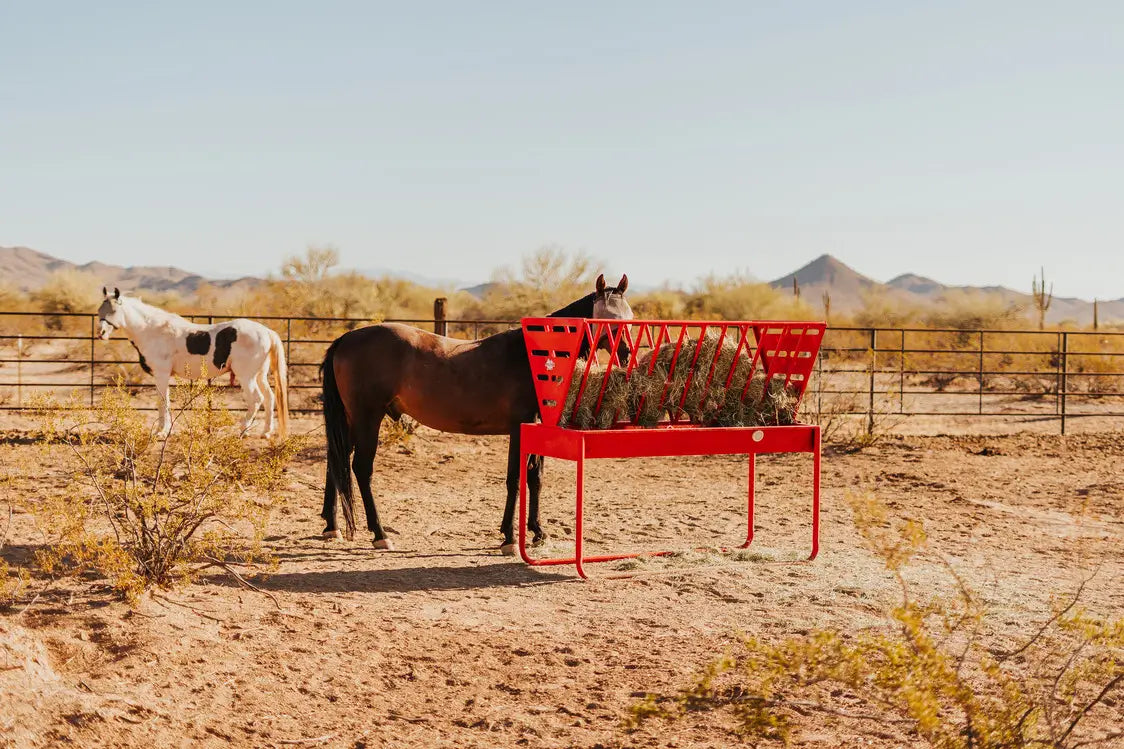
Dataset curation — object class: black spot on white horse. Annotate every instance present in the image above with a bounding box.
[130,341,152,375]
[186,331,211,355]
[213,328,238,370]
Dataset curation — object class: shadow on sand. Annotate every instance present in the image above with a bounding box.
[208,559,575,595]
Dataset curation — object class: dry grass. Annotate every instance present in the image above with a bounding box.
[626,492,1124,747]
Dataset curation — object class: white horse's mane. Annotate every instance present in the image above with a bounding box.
[122,295,192,333]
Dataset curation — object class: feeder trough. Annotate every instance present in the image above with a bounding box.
[519,318,826,578]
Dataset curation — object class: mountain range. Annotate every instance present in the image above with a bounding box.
[0,246,258,295]
[2,246,1120,325]
[768,254,1123,326]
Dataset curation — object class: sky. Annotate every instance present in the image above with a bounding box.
[1,1,1122,298]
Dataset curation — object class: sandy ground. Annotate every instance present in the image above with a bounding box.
[2,415,1123,748]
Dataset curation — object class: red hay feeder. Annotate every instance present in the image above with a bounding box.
[518,318,826,578]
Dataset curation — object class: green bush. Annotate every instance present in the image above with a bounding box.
[626,492,1124,747]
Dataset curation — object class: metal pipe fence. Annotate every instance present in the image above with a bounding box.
[2,311,1122,434]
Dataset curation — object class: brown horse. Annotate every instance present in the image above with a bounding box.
[320,274,633,552]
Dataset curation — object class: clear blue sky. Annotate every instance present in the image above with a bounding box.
[2,1,1121,298]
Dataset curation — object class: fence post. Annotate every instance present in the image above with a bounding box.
[815,345,823,423]
[89,315,96,407]
[1060,332,1068,435]
[434,298,448,337]
[867,328,876,436]
[285,317,292,364]
[978,330,985,415]
[1055,331,1062,416]
[16,335,22,408]
[898,329,905,414]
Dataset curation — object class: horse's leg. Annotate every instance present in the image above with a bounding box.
[321,464,341,539]
[500,428,520,554]
[527,454,545,545]
[239,375,263,436]
[353,414,391,549]
[256,368,276,437]
[154,371,172,438]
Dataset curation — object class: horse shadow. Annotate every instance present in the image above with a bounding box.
[208,559,574,595]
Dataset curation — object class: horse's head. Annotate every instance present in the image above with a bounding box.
[589,274,633,364]
[96,287,126,340]
[593,274,633,321]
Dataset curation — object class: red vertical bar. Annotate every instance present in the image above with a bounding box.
[741,452,756,548]
[810,426,821,561]
[723,324,751,388]
[574,438,587,579]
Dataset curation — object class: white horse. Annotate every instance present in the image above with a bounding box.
[95,287,289,438]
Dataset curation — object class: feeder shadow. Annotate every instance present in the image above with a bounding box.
[209,561,573,594]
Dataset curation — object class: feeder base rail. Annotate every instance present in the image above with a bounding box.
[517,423,821,579]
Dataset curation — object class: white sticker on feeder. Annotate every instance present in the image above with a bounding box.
[545,359,555,371]
[752,430,764,442]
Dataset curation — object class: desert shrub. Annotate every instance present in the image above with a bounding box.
[686,273,813,321]
[629,287,688,319]
[241,245,444,329]
[0,282,29,311]
[924,289,1027,330]
[379,415,418,450]
[854,287,921,328]
[31,269,102,330]
[459,245,599,323]
[27,380,300,601]
[0,559,31,610]
[625,493,1124,747]
[1,496,31,610]
[134,289,186,312]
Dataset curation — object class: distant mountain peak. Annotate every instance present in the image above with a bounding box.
[769,253,877,290]
[887,273,946,296]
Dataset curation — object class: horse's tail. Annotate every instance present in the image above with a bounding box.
[320,338,355,538]
[268,330,290,438]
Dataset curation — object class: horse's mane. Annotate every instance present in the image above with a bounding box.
[124,296,193,332]
[548,293,595,318]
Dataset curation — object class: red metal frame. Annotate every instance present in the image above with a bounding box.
[518,318,826,578]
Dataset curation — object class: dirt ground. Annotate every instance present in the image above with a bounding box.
[2,415,1123,748]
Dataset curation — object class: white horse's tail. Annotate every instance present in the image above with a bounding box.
[269,330,290,438]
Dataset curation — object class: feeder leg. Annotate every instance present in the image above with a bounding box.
[517,446,534,564]
[740,452,756,548]
[810,428,821,561]
[574,444,587,580]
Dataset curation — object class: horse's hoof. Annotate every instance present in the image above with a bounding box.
[499,543,517,557]
[322,530,341,540]
[373,538,393,550]
[532,534,547,548]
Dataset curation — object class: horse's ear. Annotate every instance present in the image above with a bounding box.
[102,286,108,298]
[113,288,120,300]
[617,274,628,294]
[595,274,606,294]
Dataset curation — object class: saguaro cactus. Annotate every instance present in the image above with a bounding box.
[1032,267,1053,331]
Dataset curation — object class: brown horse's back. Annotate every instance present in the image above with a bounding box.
[330,323,536,435]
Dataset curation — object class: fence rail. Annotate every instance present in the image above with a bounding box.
[2,311,1122,434]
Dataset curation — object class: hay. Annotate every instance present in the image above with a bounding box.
[556,332,800,429]
[560,359,631,429]
[641,330,798,427]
